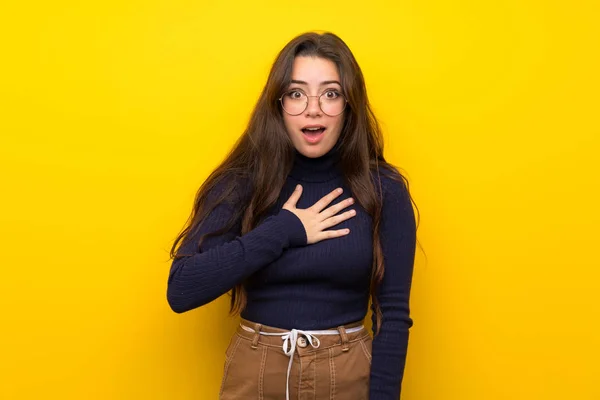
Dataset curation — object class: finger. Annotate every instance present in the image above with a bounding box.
[320,209,356,229]
[319,197,354,220]
[283,184,303,209]
[314,228,350,242]
[310,188,343,213]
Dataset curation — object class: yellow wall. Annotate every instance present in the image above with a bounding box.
[1,0,598,399]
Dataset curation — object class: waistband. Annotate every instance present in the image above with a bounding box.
[237,318,367,348]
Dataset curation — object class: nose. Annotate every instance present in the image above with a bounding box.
[304,95,322,117]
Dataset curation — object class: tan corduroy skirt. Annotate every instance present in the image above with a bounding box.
[219,318,372,400]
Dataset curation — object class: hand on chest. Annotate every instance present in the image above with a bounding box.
[255,182,374,287]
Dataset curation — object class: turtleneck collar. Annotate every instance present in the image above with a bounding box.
[288,141,343,183]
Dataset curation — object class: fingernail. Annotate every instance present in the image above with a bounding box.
[296,185,301,190]
[337,188,343,193]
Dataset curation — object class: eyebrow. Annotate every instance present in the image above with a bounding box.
[290,79,342,86]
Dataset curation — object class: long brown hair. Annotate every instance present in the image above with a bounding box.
[170,31,419,335]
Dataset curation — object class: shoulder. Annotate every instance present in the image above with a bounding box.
[371,164,410,202]
[205,172,252,205]
[372,164,416,228]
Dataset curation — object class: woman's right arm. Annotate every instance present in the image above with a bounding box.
[167,183,355,313]
[166,200,307,313]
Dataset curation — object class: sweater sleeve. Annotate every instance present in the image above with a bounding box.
[369,175,417,399]
[166,189,307,314]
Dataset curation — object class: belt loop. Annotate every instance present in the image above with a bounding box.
[251,323,262,349]
[338,325,349,352]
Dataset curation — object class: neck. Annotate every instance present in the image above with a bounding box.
[289,142,342,183]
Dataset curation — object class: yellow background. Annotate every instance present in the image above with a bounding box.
[1,0,599,399]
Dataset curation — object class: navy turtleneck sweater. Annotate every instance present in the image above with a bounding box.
[167,145,416,399]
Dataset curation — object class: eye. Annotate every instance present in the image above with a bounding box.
[286,90,304,99]
[323,90,340,99]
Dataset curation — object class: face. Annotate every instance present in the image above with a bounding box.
[282,56,345,158]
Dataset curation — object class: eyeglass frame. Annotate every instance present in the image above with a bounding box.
[278,88,348,117]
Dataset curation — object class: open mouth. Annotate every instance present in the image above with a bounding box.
[301,127,326,135]
[301,126,326,144]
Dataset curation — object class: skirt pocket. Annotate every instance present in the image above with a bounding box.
[219,334,242,398]
[219,335,266,399]
[329,335,371,399]
[358,334,372,365]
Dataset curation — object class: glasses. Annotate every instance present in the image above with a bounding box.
[279,89,347,116]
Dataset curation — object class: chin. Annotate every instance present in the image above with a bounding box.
[296,143,333,158]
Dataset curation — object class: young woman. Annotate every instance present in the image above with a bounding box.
[167,31,418,400]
